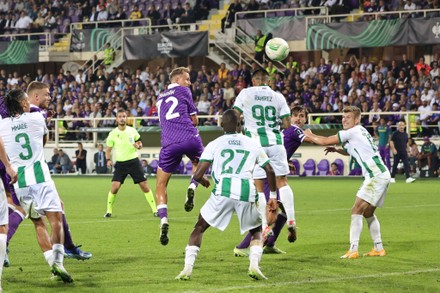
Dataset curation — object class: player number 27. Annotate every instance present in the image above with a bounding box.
[157,97,180,121]
[15,133,33,160]
[252,105,277,128]
[221,149,250,175]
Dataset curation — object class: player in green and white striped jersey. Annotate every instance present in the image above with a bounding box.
[0,89,73,283]
[305,106,391,260]
[176,110,277,281]
[233,69,297,244]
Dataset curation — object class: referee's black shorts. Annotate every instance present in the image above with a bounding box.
[112,158,146,184]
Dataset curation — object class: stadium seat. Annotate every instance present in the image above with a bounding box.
[149,159,159,174]
[302,159,316,176]
[334,159,344,175]
[291,159,300,175]
[317,159,330,176]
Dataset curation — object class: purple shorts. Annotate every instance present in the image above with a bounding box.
[159,136,204,173]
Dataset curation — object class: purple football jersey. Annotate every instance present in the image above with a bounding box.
[157,83,199,147]
[30,104,47,118]
[283,124,305,159]
[0,96,8,119]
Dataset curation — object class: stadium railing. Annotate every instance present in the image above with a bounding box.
[45,111,440,148]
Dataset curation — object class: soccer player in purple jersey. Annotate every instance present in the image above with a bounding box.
[155,67,204,246]
[234,106,313,255]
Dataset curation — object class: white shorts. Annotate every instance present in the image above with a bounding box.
[0,180,7,225]
[253,145,289,179]
[15,181,62,217]
[356,172,391,208]
[200,193,261,234]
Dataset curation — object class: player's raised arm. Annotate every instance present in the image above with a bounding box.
[190,114,199,126]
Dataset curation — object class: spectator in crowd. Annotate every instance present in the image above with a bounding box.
[54,149,73,174]
[390,121,415,183]
[129,5,143,26]
[407,137,419,174]
[329,162,341,175]
[221,0,242,33]
[254,30,266,64]
[75,142,87,174]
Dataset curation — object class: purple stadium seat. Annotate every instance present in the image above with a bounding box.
[149,159,159,174]
[317,159,329,176]
[334,158,344,175]
[185,160,193,174]
[291,159,300,175]
[302,159,316,176]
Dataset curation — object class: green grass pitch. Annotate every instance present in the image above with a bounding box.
[4,176,440,292]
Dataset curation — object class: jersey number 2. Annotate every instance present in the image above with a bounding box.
[15,133,33,160]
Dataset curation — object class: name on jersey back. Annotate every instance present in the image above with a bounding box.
[11,123,27,132]
[254,96,272,102]
[228,140,241,146]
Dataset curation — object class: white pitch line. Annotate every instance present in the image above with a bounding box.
[183,268,440,293]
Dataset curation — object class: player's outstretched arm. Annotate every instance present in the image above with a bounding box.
[192,161,210,188]
[324,146,349,156]
[304,129,339,146]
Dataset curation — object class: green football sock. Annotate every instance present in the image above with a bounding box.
[107,192,116,214]
[144,190,157,213]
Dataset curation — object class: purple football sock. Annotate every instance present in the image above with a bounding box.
[158,207,168,219]
[62,214,75,250]
[266,213,287,247]
[236,232,252,249]
[7,211,24,245]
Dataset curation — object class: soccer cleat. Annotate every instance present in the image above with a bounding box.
[340,250,359,259]
[363,248,386,257]
[175,270,192,280]
[405,177,415,183]
[160,222,169,246]
[51,263,73,283]
[233,247,249,257]
[65,245,92,260]
[104,212,111,218]
[262,226,273,241]
[287,225,297,243]
[263,245,286,254]
[184,188,195,212]
[390,178,396,183]
[248,266,268,280]
[3,249,10,267]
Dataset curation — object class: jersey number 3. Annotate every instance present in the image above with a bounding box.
[15,133,33,160]
[157,97,180,121]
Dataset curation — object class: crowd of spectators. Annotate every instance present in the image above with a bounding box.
[0,52,440,142]
[1,0,439,37]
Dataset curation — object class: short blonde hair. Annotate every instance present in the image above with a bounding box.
[342,105,361,118]
[27,81,49,94]
[170,67,189,82]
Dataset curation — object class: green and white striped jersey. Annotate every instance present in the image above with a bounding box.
[338,125,389,179]
[233,85,290,147]
[0,112,52,188]
[200,133,270,203]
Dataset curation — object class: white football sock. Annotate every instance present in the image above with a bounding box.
[279,185,295,225]
[249,245,263,268]
[52,244,64,266]
[43,249,54,267]
[349,214,363,252]
[0,234,6,289]
[257,192,267,228]
[366,215,383,251]
[188,182,197,190]
[184,245,199,272]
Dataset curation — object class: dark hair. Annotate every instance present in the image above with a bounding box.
[5,89,27,116]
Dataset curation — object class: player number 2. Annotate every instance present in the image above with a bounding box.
[157,96,180,121]
[15,133,33,160]
[252,105,277,128]
[220,149,250,175]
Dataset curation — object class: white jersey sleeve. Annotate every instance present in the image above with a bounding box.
[0,113,52,188]
[338,125,388,179]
